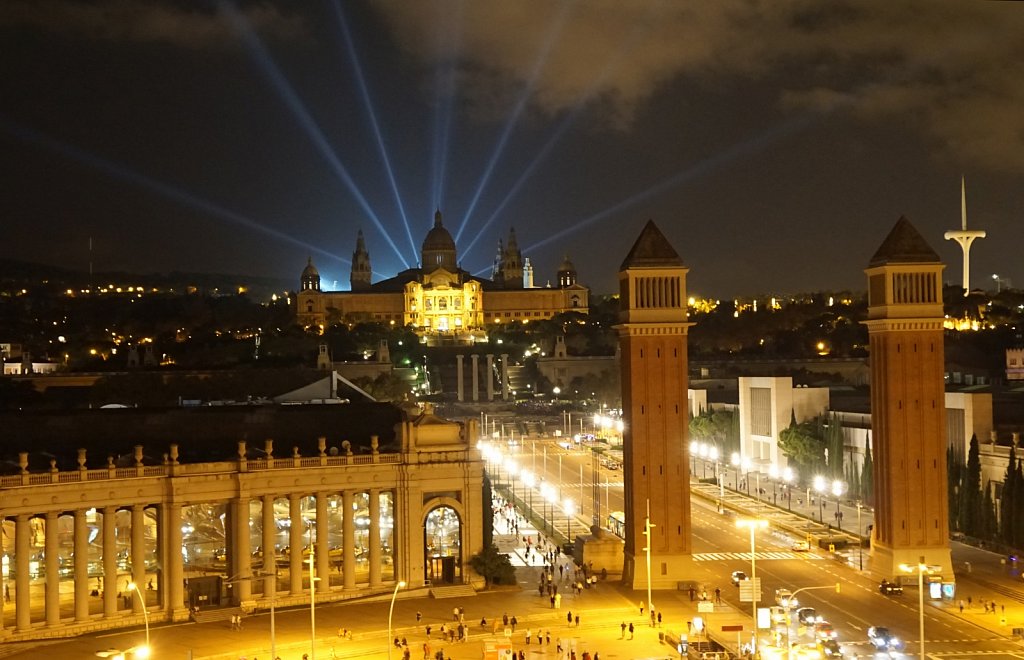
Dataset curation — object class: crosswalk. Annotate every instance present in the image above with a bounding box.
[692,551,823,561]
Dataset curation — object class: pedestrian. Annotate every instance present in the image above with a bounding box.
[426,625,432,638]
[546,630,551,645]
[689,586,695,601]
[992,601,997,614]
[715,587,722,604]
[526,628,532,644]
[453,606,459,621]
[503,613,509,626]
[658,612,663,627]
[481,616,487,629]
[640,600,645,616]
[621,622,627,639]
[511,615,518,632]
[984,603,990,613]
[568,611,573,626]
[958,600,964,613]
[968,596,973,608]
[575,614,580,627]
[417,610,422,622]
[629,622,635,639]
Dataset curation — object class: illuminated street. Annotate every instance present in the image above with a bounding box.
[8,457,1024,660]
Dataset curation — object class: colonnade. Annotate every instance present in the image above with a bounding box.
[455,353,511,402]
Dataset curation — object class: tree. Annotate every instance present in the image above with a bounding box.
[778,420,825,482]
[860,440,873,505]
[1001,446,1017,545]
[947,445,962,533]
[960,435,982,537]
[482,472,494,548]
[469,544,516,588]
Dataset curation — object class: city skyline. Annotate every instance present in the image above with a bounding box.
[2,1,1022,297]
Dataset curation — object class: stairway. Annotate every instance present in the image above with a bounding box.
[192,606,243,625]
[428,584,476,599]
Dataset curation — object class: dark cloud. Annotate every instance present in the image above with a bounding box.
[370,0,1024,172]
[0,0,306,48]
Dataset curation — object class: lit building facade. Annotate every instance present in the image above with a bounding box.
[295,211,589,336]
[0,404,483,641]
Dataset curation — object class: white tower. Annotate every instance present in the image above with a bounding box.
[523,257,534,288]
[943,177,986,296]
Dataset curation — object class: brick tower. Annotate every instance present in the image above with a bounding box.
[865,217,953,579]
[617,221,694,589]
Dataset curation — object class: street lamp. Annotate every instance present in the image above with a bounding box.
[564,499,575,542]
[125,582,150,659]
[387,580,407,660]
[782,467,794,510]
[709,446,723,512]
[856,502,864,570]
[735,518,768,655]
[731,453,741,489]
[831,480,845,530]
[900,559,938,660]
[690,441,700,476]
[813,475,826,522]
[522,470,535,518]
[542,484,557,537]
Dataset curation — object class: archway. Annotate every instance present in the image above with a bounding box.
[423,506,461,585]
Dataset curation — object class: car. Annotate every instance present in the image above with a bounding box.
[867,626,900,650]
[879,579,903,595]
[797,607,822,625]
[775,588,798,608]
[814,621,838,640]
[819,639,843,658]
[731,570,748,586]
[792,540,811,552]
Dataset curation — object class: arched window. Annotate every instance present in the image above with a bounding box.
[424,505,461,584]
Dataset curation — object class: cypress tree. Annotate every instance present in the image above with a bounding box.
[961,435,982,537]
[982,483,998,541]
[947,445,962,533]
[860,439,874,505]
[1001,446,1017,545]
[1014,459,1024,549]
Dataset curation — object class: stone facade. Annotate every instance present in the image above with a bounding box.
[0,406,483,641]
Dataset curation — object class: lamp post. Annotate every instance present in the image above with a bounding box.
[125,582,150,659]
[522,471,535,518]
[564,499,575,542]
[831,480,845,530]
[856,502,863,570]
[731,453,741,489]
[736,518,768,655]
[309,544,319,660]
[782,467,794,511]
[387,580,407,660]
[900,559,936,660]
[690,441,699,476]
[710,446,723,513]
[813,475,826,522]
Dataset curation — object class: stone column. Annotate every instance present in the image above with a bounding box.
[368,489,382,587]
[74,509,90,622]
[102,506,117,617]
[501,353,510,400]
[486,354,495,400]
[130,505,146,614]
[165,504,184,616]
[233,498,251,603]
[262,495,276,599]
[15,515,31,631]
[45,512,60,626]
[315,494,329,594]
[456,355,465,402]
[289,495,303,595]
[470,355,479,402]
[342,490,356,590]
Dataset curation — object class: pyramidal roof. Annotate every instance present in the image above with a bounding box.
[869,216,940,267]
[620,220,683,270]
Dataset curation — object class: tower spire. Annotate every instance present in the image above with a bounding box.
[944,176,986,296]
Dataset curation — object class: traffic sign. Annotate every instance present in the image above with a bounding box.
[739,577,762,602]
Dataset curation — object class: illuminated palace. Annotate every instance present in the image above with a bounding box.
[295,211,589,337]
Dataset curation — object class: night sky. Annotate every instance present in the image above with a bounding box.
[2,1,1022,297]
